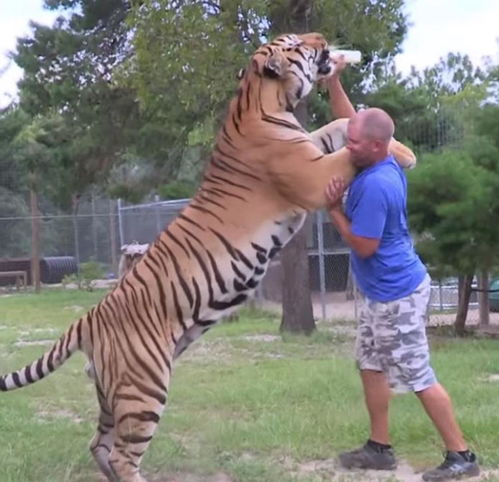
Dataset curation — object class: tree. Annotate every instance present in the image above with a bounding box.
[273,0,407,334]
[0,188,31,258]
[14,0,140,206]
[11,115,59,291]
[129,0,409,333]
[273,1,316,335]
[0,107,28,190]
[408,138,499,334]
[402,54,499,333]
[362,52,486,153]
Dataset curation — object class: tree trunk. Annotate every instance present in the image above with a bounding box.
[280,219,316,335]
[478,269,490,327]
[30,182,41,292]
[455,273,474,336]
[279,99,316,334]
[276,0,316,334]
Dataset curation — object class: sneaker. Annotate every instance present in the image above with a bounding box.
[339,442,397,470]
[422,451,480,481]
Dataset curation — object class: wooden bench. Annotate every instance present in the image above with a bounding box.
[0,270,28,291]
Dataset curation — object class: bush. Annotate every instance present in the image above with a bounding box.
[62,261,105,291]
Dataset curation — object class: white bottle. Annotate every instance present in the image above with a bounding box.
[331,49,362,64]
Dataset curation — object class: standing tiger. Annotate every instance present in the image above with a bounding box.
[0,33,416,481]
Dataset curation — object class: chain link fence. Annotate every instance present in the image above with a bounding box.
[117,197,189,247]
[117,199,493,326]
[0,195,120,277]
[1,194,496,326]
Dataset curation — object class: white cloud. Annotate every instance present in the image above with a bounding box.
[0,1,60,107]
[395,0,499,74]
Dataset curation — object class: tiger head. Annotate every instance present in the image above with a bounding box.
[241,33,334,108]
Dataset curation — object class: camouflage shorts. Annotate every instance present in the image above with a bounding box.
[356,274,437,393]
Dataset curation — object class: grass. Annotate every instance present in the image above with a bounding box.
[1,289,499,481]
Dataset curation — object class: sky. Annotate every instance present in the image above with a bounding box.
[1,0,499,108]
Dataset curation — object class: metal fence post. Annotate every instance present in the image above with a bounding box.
[154,194,162,234]
[117,198,124,248]
[438,280,443,312]
[91,193,98,261]
[109,199,118,274]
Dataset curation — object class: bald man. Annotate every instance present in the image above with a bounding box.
[325,65,479,481]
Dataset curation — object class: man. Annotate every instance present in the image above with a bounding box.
[323,60,479,482]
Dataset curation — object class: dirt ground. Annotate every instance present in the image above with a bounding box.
[256,290,499,328]
[148,460,499,482]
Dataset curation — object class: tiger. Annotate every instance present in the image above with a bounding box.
[0,32,416,482]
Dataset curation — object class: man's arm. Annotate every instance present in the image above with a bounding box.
[326,55,356,119]
[324,177,380,259]
[328,207,379,258]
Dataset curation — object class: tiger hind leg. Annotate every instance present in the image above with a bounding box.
[90,384,117,481]
[108,394,166,482]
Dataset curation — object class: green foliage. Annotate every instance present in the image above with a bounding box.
[62,261,105,291]
[13,1,140,205]
[408,145,499,277]
[11,114,67,190]
[409,52,486,99]
[158,180,197,200]
[364,52,488,153]
[472,103,499,152]
[129,0,408,147]
[0,107,31,191]
[130,0,265,112]
[0,187,31,257]
[6,0,410,200]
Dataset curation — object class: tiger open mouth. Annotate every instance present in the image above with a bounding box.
[317,49,332,76]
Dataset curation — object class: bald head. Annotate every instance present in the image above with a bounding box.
[346,108,395,167]
[351,108,395,143]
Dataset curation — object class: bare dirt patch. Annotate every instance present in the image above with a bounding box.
[181,339,235,364]
[63,305,85,313]
[147,460,497,482]
[18,328,57,335]
[240,334,281,343]
[14,327,58,347]
[150,473,233,482]
[14,339,54,347]
[37,409,84,424]
[286,456,494,481]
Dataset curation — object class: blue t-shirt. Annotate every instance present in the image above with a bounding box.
[345,155,426,302]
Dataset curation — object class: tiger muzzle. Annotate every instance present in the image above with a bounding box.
[317,49,332,75]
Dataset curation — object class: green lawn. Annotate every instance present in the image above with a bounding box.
[1,289,499,482]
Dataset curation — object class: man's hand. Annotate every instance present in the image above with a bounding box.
[321,53,356,119]
[325,176,347,211]
[330,53,348,77]
[318,53,347,89]
[325,176,380,259]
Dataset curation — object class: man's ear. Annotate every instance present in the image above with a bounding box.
[263,50,287,78]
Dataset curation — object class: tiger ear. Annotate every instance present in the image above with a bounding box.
[263,51,287,78]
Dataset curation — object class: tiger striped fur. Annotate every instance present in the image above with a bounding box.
[0,33,416,482]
